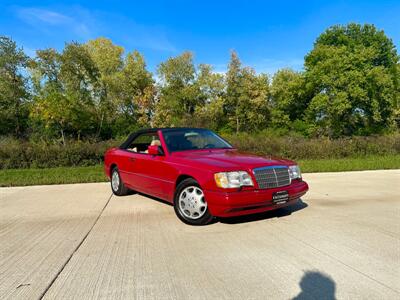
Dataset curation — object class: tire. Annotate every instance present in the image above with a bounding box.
[110,167,129,196]
[174,178,214,225]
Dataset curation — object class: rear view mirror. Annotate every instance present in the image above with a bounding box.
[148,145,164,155]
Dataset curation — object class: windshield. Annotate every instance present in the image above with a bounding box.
[163,129,233,152]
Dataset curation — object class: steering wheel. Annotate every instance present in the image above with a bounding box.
[204,143,215,149]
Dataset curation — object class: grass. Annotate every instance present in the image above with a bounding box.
[298,154,400,173]
[0,165,107,187]
[0,155,399,187]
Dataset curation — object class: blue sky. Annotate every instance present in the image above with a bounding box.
[1,0,399,74]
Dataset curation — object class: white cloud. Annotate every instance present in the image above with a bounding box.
[118,24,176,52]
[14,6,176,53]
[94,12,176,53]
[17,8,72,25]
[16,7,92,39]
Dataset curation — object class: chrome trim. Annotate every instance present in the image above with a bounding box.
[252,165,291,189]
[253,165,287,172]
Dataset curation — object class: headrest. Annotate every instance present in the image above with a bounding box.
[151,139,161,146]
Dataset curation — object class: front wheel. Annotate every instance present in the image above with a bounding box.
[174,178,214,225]
[111,167,129,196]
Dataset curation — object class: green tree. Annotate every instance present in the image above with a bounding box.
[29,48,64,140]
[238,68,270,131]
[304,23,399,136]
[154,52,200,126]
[0,36,30,137]
[60,42,99,107]
[86,39,155,136]
[111,50,155,133]
[31,91,80,144]
[60,42,100,137]
[224,51,270,132]
[31,43,100,142]
[394,63,400,128]
[85,38,124,137]
[85,38,124,77]
[225,51,242,132]
[30,48,61,87]
[270,69,310,129]
[192,64,226,129]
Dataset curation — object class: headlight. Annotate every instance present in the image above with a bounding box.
[214,171,254,188]
[289,165,301,180]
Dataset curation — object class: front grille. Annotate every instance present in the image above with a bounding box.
[253,166,290,189]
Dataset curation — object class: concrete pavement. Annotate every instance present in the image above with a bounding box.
[0,170,399,299]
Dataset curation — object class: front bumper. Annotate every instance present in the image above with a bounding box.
[204,180,308,217]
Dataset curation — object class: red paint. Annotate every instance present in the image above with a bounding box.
[147,145,160,155]
[104,128,309,217]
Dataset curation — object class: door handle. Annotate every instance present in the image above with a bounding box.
[129,157,136,162]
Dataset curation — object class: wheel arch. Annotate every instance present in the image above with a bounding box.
[174,174,201,198]
[175,174,196,189]
[109,163,118,176]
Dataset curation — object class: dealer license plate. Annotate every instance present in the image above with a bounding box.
[272,191,289,204]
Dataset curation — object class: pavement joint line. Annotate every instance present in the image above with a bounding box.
[281,227,400,295]
[37,193,113,300]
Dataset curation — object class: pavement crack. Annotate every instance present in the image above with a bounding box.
[37,193,113,300]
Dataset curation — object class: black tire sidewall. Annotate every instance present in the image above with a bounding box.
[174,178,214,225]
[111,167,128,196]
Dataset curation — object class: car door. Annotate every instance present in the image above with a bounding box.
[134,131,178,198]
[115,149,140,190]
[121,131,171,197]
[135,151,176,199]
[119,132,157,193]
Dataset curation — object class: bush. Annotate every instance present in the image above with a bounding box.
[0,134,399,169]
[0,138,121,169]
[222,132,400,160]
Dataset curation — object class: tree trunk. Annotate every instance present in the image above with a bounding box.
[15,105,20,138]
[13,72,21,138]
[61,128,65,146]
[97,112,104,138]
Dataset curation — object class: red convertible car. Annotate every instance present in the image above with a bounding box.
[104,128,308,225]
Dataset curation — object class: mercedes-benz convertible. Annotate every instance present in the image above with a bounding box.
[104,128,308,225]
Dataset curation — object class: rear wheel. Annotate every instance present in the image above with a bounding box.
[174,178,214,225]
[111,167,129,196]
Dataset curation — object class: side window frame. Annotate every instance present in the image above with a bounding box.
[125,131,163,155]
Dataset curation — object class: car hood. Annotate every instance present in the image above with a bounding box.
[171,149,295,171]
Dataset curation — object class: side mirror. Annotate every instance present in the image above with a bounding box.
[148,145,163,155]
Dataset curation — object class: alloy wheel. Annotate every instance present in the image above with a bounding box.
[178,186,207,219]
[111,170,120,192]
